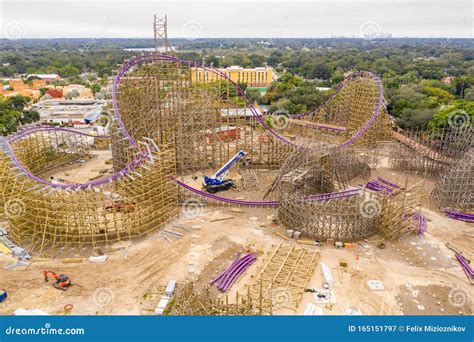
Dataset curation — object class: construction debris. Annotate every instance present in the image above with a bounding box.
[312,288,337,304]
[155,280,176,315]
[321,263,334,284]
[274,232,290,241]
[162,230,184,237]
[346,307,363,315]
[14,308,50,316]
[89,255,107,263]
[210,216,234,222]
[0,230,30,260]
[303,303,324,315]
[62,258,83,264]
[367,280,385,291]
[211,252,256,292]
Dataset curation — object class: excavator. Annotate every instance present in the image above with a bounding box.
[43,270,73,291]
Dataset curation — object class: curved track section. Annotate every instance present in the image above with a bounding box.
[5,127,150,190]
[175,178,361,207]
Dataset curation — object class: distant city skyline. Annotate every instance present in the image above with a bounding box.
[1,0,472,39]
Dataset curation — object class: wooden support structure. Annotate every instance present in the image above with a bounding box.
[248,243,319,311]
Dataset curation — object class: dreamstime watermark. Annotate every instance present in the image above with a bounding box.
[447,110,472,130]
[360,21,381,41]
[92,288,115,308]
[181,198,205,218]
[4,198,26,219]
[440,38,451,49]
[4,322,85,336]
[268,109,291,131]
[3,20,26,41]
[182,21,203,41]
[359,21,392,41]
[0,115,21,135]
[359,195,382,219]
[448,287,470,307]
[271,287,292,308]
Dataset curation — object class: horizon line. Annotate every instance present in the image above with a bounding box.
[1,36,473,40]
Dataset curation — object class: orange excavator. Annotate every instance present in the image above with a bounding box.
[43,271,73,291]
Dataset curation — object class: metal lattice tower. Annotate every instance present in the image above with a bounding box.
[153,14,171,53]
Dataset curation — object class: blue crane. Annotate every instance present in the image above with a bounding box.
[203,150,247,193]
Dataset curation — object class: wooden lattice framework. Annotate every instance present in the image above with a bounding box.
[113,60,292,178]
[248,243,319,311]
[170,282,272,315]
[278,194,381,242]
[0,134,178,256]
[9,129,93,175]
[290,71,392,151]
[389,126,473,177]
[377,181,424,241]
[431,148,474,212]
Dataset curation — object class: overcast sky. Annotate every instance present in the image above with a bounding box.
[0,0,472,39]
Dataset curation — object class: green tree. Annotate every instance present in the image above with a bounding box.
[0,95,40,135]
[8,95,30,111]
[65,89,80,99]
[60,64,80,77]
[429,100,474,130]
[90,83,101,95]
[463,89,474,101]
[246,88,262,104]
[422,87,454,104]
[21,109,40,124]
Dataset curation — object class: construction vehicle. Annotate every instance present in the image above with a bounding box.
[44,271,73,291]
[203,150,247,193]
[0,290,7,303]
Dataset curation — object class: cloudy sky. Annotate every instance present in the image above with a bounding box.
[0,0,472,39]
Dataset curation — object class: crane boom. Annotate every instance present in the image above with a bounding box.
[203,150,247,193]
[212,150,247,180]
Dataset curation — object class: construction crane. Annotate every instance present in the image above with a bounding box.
[203,150,247,193]
[44,270,73,291]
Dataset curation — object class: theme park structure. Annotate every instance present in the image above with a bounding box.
[0,54,472,256]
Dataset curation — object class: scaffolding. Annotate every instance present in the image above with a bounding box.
[170,282,272,315]
[0,134,178,256]
[431,149,474,212]
[289,71,392,151]
[248,243,319,311]
[389,125,473,177]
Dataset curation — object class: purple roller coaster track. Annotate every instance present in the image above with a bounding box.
[3,54,384,206]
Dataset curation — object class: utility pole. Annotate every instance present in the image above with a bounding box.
[153,14,171,53]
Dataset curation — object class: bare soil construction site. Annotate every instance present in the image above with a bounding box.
[0,54,472,316]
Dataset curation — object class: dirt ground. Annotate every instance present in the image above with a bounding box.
[0,164,472,316]
[43,150,113,184]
